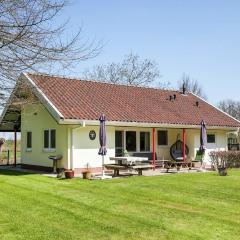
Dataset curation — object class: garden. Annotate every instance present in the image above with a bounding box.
[0,168,239,240]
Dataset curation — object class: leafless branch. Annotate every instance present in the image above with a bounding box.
[0,0,102,106]
[178,73,207,99]
[218,100,240,120]
[83,52,163,87]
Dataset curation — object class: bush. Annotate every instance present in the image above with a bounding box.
[209,151,240,169]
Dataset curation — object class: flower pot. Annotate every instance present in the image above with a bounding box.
[64,170,74,179]
[218,167,227,176]
[82,171,91,179]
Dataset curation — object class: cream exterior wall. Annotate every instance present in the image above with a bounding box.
[71,125,115,169]
[195,130,228,164]
[21,104,69,168]
[156,128,228,164]
[21,104,229,169]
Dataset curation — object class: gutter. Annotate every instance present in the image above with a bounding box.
[58,119,239,131]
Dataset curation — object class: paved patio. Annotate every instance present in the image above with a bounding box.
[0,164,210,179]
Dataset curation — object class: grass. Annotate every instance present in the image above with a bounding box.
[0,170,240,240]
[0,151,21,163]
[0,140,21,164]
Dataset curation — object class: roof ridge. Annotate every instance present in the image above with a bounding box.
[4,72,239,128]
[25,72,178,93]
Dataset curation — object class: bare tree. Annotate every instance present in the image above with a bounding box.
[178,74,207,99]
[218,100,240,120]
[0,0,101,104]
[83,53,163,87]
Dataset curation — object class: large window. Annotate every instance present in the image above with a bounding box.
[158,130,168,146]
[26,131,32,150]
[44,129,56,150]
[140,132,150,151]
[126,131,136,152]
[207,134,215,143]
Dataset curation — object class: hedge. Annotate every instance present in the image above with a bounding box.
[209,151,240,169]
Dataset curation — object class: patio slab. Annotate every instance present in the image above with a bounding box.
[141,168,208,176]
[0,165,210,179]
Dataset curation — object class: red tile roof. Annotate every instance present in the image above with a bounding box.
[26,73,240,127]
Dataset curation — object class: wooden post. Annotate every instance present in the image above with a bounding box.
[182,128,186,162]
[14,130,17,167]
[7,150,10,165]
[152,128,156,170]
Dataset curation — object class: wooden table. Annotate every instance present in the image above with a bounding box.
[105,163,153,176]
[109,156,148,165]
[163,160,192,172]
[107,156,151,176]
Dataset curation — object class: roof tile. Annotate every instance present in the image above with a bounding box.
[27,73,240,127]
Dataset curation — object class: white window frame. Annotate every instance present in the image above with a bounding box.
[26,131,32,152]
[115,129,152,154]
[43,129,56,152]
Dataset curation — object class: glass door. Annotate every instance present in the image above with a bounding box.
[115,131,124,156]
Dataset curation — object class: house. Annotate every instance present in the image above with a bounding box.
[0,72,240,173]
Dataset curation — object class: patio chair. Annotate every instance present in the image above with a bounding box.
[170,140,189,161]
[191,150,204,167]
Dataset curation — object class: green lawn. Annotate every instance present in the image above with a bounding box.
[0,170,240,240]
[0,139,21,164]
[1,151,21,163]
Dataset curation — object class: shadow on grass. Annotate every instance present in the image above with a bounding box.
[0,167,42,176]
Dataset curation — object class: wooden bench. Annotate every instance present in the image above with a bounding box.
[131,164,153,175]
[105,164,152,176]
[132,153,168,168]
[164,160,193,172]
[104,164,128,177]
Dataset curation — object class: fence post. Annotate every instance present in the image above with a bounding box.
[14,130,17,167]
[7,150,10,165]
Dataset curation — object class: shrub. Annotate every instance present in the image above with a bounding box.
[209,151,240,169]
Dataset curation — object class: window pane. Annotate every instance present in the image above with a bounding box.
[44,130,49,148]
[50,129,56,149]
[115,131,123,148]
[158,130,168,145]
[126,131,136,152]
[140,132,150,151]
[207,134,215,143]
[115,131,123,156]
[27,132,32,149]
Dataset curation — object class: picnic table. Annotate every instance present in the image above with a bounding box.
[105,157,197,176]
[106,156,152,176]
[162,160,193,172]
[109,156,149,165]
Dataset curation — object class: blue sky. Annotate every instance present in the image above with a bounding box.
[60,0,240,104]
[2,1,240,139]
[3,1,240,140]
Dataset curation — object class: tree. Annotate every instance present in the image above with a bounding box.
[0,0,101,103]
[83,53,163,87]
[178,74,207,99]
[218,100,240,120]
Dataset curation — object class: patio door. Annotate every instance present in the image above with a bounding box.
[115,131,124,156]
